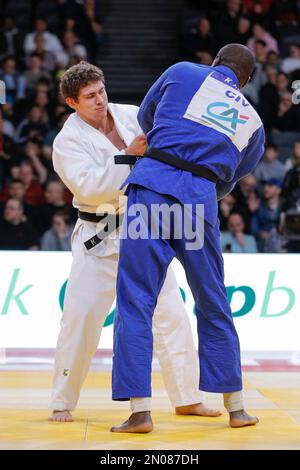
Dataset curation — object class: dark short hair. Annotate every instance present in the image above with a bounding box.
[265,143,278,151]
[228,212,246,224]
[54,209,73,226]
[26,137,42,147]
[255,39,266,47]
[60,61,105,101]
[6,197,24,211]
[10,178,24,185]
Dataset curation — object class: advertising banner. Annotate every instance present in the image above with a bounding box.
[0,252,299,351]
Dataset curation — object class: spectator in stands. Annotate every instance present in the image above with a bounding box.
[14,106,49,144]
[65,54,82,68]
[24,18,63,56]
[263,219,285,253]
[251,178,282,251]
[0,107,14,140]
[7,163,20,181]
[24,54,52,92]
[18,162,44,206]
[246,22,278,55]
[276,71,290,97]
[5,178,25,201]
[42,111,71,163]
[41,210,74,251]
[243,0,271,27]
[34,179,76,236]
[195,51,213,65]
[232,174,260,233]
[0,197,39,250]
[0,109,15,190]
[19,139,48,184]
[0,178,34,221]
[221,213,258,253]
[281,206,300,253]
[59,0,103,60]
[51,103,70,131]
[242,44,267,105]
[271,2,300,57]
[218,193,237,231]
[30,89,54,128]
[236,17,252,44]
[254,143,286,183]
[282,161,300,211]
[184,17,217,61]
[265,50,280,69]
[259,65,279,130]
[274,91,300,131]
[215,0,241,47]
[253,38,267,63]
[63,17,77,38]
[260,69,299,132]
[56,31,88,68]
[0,56,26,104]
[35,77,53,93]
[0,16,23,62]
[269,0,298,28]
[281,44,300,75]
[26,32,57,73]
[284,140,300,172]
[8,179,25,202]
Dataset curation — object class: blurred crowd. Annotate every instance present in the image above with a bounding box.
[0,0,103,251]
[182,0,300,253]
[1,0,300,253]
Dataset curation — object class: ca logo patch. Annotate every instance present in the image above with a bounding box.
[183,73,261,151]
[202,102,249,136]
[63,368,69,376]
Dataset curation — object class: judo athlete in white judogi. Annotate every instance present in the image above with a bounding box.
[48,62,221,422]
[111,45,265,432]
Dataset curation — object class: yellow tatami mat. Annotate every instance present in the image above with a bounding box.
[0,371,300,450]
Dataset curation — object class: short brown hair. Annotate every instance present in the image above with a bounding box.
[60,61,105,101]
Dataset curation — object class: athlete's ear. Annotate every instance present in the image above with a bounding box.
[211,53,221,67]
[241,76,251,88]
[65,96,77,110]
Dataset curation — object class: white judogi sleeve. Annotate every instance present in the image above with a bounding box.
[52,103,142,213]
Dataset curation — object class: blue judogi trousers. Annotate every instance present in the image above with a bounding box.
[112,185,242,400]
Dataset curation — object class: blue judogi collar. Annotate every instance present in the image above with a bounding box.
[211,65,240,89]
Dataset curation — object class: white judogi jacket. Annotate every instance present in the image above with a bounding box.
[52,103,141,256]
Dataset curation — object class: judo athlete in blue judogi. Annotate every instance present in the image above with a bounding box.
[111,44,265,433]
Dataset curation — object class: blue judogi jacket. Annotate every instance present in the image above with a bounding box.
[122,62,265,226]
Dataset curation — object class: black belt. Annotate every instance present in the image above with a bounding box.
[114,146,218,183]
[78,211,108,223]
[78,211,123,250]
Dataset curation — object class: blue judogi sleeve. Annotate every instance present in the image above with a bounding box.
[216,125,265,200]
[137,69,171,134]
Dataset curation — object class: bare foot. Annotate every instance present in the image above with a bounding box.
[110,411,153,433]
[229,409,259,428]
[176,402,222,417]
[48,410,73,422]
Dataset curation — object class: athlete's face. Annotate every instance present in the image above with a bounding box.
[66,80,108,122]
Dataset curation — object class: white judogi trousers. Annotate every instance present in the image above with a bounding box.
[49,220,203,411]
